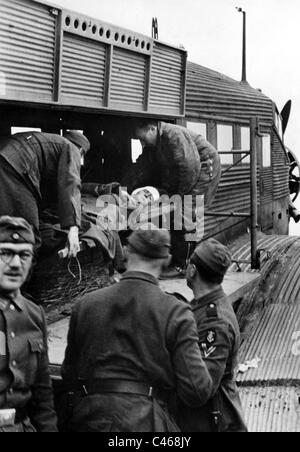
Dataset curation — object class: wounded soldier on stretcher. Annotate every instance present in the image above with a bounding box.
[38,182,171,278]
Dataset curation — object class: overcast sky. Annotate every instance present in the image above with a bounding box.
[50,0,300,158]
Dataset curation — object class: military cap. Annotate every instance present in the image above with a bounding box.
[128,225,171,259]
[0,216,35,245]
[63,130,90,153]
[191,238,231,283]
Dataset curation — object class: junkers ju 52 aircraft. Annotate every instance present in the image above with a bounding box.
[0,0,299,432]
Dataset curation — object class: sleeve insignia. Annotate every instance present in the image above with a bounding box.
[206,329,216,344]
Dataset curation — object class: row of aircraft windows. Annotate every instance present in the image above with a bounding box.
[186,121,271,168]
[11,126,271,168]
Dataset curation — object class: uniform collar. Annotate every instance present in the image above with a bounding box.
[191,287,225,310]
[0,290,24,311]
[121,271,159,286]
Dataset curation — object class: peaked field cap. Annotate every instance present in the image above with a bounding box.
[191,238,231,282]
[128,225,171,258]
[0,216,35,245]
[63,130,90,153]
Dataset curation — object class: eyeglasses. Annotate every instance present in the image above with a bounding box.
[0,249,34,264]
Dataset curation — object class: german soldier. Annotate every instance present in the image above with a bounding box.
[61,226,213,432]
[0,130,90,257]
[0,216,57,432]
[178,238,247,432]
[124,120,221,276]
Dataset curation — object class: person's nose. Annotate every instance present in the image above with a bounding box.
[9,253,22,268]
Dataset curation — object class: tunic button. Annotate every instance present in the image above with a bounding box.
[8,388,14,394]
[10,304,15,311]
[12,360,17,367]
[210,304,214,308]
[11,332,15,339]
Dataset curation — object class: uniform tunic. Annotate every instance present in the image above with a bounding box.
[61,271,213,432]
[178,288,247,432]
[0,293,57,432]
[0,132,82,244]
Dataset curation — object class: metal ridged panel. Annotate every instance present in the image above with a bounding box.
[272,132,290,199]
[0,0,55,99]
[240,386,300,432]
[237,304,300,383]
[229,234,299,273]
[186,62,274,123]
[61,33,106,105]
[149,43,183,110]
[110,47,146,107]
[260,167,273,203]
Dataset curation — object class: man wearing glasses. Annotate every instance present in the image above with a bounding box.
[0,216,57,432]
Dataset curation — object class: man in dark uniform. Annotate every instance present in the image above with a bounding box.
[0,130,90,256]
[125,120,221,275]
[61,226,213,432]
[0,216,57,432]
[178,238,247,432]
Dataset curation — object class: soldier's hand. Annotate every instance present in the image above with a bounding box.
[67,226,80,258]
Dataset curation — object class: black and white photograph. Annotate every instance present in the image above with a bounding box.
[0,0,299,435]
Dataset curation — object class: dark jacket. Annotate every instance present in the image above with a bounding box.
[0,132,82,229]
[0,293,58,432]
[123,122,220,205]
[177,288,247,432]
[61,271,213,432]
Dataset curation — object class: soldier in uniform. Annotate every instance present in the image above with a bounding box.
[177,238,247,432]
[61,226,213,432]
[124,120,221,276]
[0,216,57,432]
[0,130,90,256]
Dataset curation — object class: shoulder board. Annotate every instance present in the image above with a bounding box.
[206,303,218,317]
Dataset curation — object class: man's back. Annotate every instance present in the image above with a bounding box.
[61,270,213,431]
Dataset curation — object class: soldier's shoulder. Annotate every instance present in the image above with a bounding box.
[165,291,189,304]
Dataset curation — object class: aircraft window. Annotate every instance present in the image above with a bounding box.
[241,126,250,163]
[11,127,41,134]
[186,121,207,139]
[217,125,233,165]
[131,139,143,163]
[262,134,271,167]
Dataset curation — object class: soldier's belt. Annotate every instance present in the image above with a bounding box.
[75,379,171,403]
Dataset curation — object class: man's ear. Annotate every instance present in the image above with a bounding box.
[187,263,197,280]
[162,253,172,269]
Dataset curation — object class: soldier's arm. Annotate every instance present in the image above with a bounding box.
[197,318,234,395]
[27,308,58,432]
[57,141,82,229]
[168,131,201,195]
[168,302,213,407]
